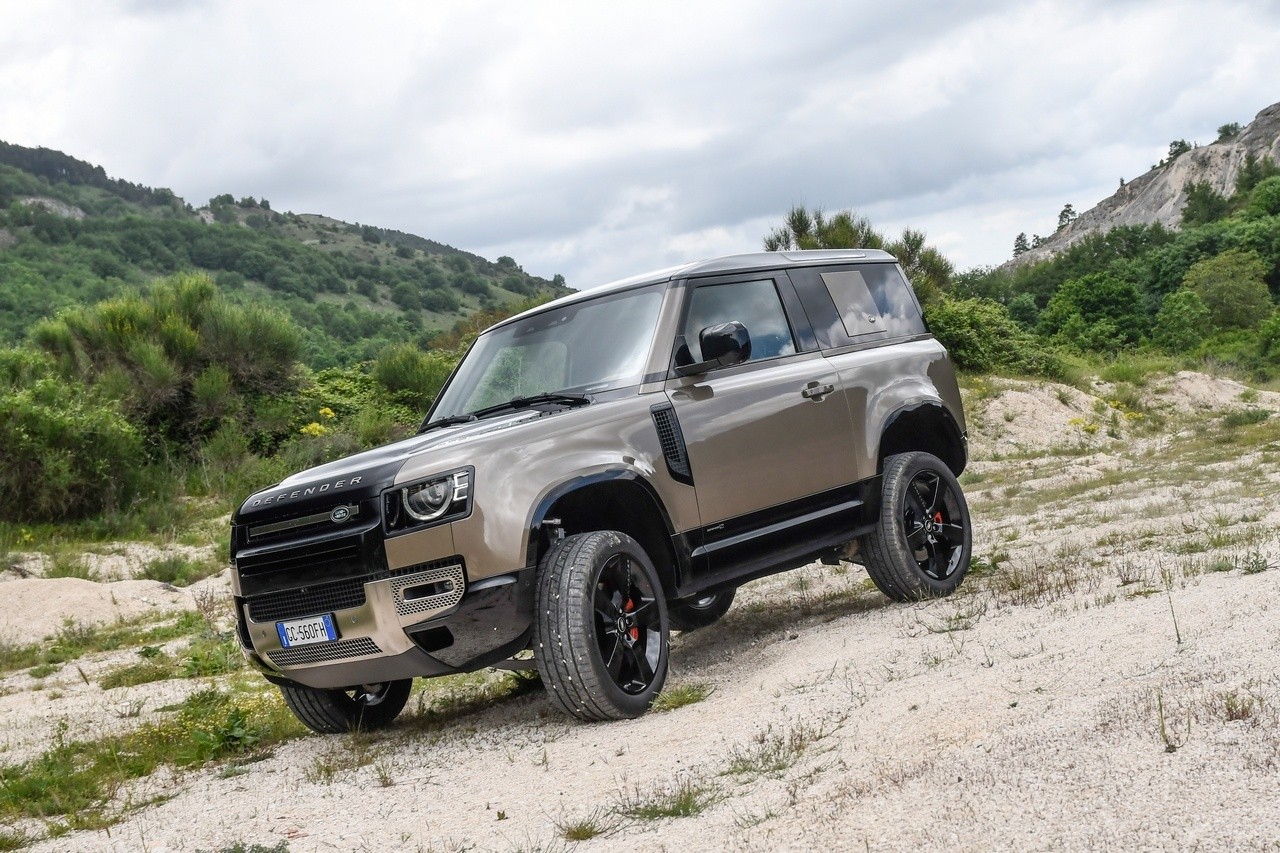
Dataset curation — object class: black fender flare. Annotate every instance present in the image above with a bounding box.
[522,469,683,580]
[877,400,968,476]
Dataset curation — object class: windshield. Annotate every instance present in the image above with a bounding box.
[430,284,665,420]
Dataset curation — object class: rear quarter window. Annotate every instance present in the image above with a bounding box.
[788,263,926,348]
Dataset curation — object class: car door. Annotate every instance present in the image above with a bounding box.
[664,272,861,584]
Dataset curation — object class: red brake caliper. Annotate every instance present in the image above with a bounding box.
[625,598,639,641]
[933,512,943,524]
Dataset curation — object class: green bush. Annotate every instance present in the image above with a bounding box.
[373,342,456,413]
[29,272,304,453]
[1248,176,1280,218]
[1038,272,1146,352]
[0,378,143,520]
[1153,289,1211,352]
[1182,249,1272,329]
[926,296,1062,377]
[1260,313,1280,358]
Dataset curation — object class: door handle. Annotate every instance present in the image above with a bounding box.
[801,382,835,400]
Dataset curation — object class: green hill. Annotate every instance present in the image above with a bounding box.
[0,141,570,366]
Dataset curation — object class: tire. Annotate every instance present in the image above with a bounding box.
[862,451,972,602]
[532,531,670,721]
[279,679,412,734]
[667,588,736,632]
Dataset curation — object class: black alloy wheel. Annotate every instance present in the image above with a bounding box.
[533,530,670,721]
[593,551,663,694]
[862,451,972,601]
[902,469,967,581]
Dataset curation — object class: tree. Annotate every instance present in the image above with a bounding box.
[1247,175,1280,218]
[761,206,952,302]
[1037,272,1146,352]
[1181,181,1231,227]
[1167,139,1193,162]
[1008,293,1039,327]
[762,206,884,252]
[1152,289,1210,351]
[886,228,952,305]
[1012,232,1030,257]
[1056,204,1077,232]
[1181,249,1272,329]
[1234,153,1280,197]
[1216,123,1242,143]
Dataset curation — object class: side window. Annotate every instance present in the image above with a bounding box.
[680,278,797,364]
[819,265,926,340]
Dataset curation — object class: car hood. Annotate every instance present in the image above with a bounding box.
[232,412,539,525]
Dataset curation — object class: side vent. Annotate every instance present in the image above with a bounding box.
[651,403,694,486]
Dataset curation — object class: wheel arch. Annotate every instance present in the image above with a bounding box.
[876,401,967,477]
[525,471,684,596]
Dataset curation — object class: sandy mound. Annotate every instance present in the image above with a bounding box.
[0,577,193,640]
[970,380,1112,453]
[1149,370,1280,414]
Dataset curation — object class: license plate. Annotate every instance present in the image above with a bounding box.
[276,613,338,648]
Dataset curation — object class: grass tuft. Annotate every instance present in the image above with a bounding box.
[1222,409,1271,429]
[554,807,621,841]
[615,775,721,820]
[651,682,713,712]
[0,829,29,851]
[723,719,837,780]
[140,553,221,587]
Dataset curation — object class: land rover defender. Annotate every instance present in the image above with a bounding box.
[229,249,971,732]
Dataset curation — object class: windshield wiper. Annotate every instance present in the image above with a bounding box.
[469,392,591,420]
[418,413,478,434]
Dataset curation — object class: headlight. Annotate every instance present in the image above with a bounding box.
[386,468,473,531]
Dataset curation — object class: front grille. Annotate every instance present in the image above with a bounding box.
[248,503,361,542]
[236,536,364,578]
[267,636,381,667]
[246,574,382,623]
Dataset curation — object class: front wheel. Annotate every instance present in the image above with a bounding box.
[862,451,972,602]
[279,679,412,734]
[533,531,669,721]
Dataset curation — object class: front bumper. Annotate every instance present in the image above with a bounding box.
[231,504,533,690]
[241,569,534,690]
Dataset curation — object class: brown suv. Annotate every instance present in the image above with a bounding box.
[229,250,971,731]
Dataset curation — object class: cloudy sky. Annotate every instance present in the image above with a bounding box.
[3,1,1278,288]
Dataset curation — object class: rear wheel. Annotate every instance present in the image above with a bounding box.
[862,451,972,602]
[533,531,669,721]
[279,679,412,734]
[667,588,736,632]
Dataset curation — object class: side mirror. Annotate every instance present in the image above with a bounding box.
[675,321,752,377]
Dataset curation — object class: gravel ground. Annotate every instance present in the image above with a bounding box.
[3,372,1279,852]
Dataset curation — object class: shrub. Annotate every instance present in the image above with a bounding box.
[373,343,456,413]
[0,378,143,520]
[1247,175,1280,218]
[1182,248,1272,329]
[1038,272,1146,352]
[1153,289,1211,352]
[925,296,1063,377]
[1260,312,1280,358]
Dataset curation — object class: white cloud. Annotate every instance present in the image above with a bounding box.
[1,0,1277,287]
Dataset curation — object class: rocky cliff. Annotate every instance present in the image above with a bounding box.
[1009,100,1280,267]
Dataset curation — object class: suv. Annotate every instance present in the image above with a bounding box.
[229,250,971,732]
